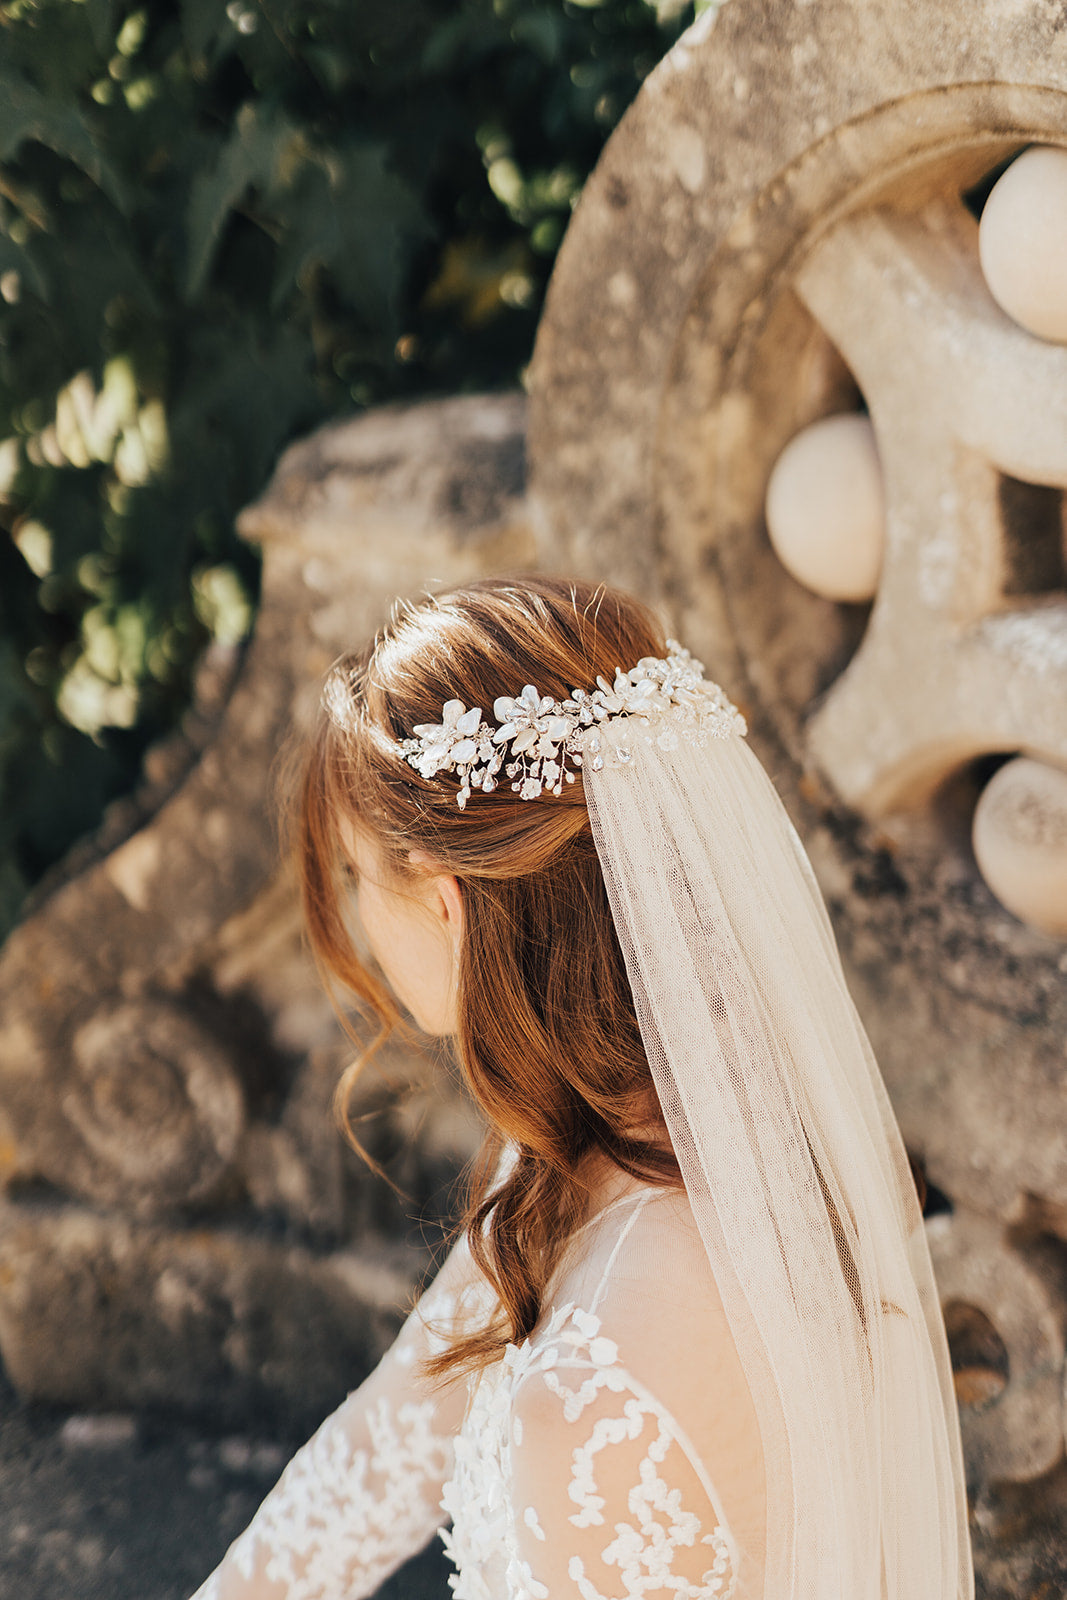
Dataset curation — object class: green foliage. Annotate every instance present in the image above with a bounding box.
[0,0,699,939]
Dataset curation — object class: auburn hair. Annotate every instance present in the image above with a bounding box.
[296,576,682,1377]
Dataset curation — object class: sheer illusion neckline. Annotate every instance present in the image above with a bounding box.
[570,1173,679,1243]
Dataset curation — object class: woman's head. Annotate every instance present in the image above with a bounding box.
[298,576,680,1366]
[299,575,668,1141]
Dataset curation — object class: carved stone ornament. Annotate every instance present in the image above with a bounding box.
[0,2,1065,1588]
[527,0,1067,1580]
[0,396,526,1426]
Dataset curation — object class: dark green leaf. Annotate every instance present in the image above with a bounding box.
[185,102,306,299]
[0,67,128,212]
[271,142,431,325]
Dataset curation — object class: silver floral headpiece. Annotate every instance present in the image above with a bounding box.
[398,642,746,807]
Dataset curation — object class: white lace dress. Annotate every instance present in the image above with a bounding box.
[190,1181,765,1600]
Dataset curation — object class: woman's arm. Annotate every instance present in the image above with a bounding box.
[189,1239,487,1600]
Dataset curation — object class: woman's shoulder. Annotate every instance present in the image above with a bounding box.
[549,1179,722,1337]
[523,1177,764,1592]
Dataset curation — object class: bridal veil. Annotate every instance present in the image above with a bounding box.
[583,714,973,1600]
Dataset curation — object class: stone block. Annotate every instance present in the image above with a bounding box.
[0,1200,419,1434]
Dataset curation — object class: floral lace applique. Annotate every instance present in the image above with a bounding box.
[442,1303,738,1600]
[190,1241,738,1600]
[439,1346,516,1600]
[190,1274,474,1600]
[230,1392,453,1599]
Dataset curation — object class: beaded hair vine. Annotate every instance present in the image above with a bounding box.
[398,643,746,808]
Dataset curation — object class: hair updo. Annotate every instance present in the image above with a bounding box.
[297,575,682,1374]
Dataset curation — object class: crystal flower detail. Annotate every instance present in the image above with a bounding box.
[397,642,746,805]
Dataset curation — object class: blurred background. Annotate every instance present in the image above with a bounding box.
[0,0,704,942]
[3,2,1067,1597]
[0,4,709,1596]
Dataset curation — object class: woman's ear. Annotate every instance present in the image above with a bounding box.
[408,850,464,942]
[437,872,464,937]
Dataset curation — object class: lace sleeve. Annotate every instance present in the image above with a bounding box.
[188,1242,487,1600]
[507,1308,740,1600]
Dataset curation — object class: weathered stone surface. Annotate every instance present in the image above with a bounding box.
[794,200,1067,812]
[0,395,522,1416]
[978,144,1067,344]
[971,756,1067,939]
[926,1208,1066,1485]
[530,2,1067,578]
[0,1200,415,1434]
[63,998,244,1210]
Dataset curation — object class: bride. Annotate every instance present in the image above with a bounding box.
[191,575,974,1600]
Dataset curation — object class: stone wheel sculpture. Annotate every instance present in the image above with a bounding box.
[528,0,1067,1563]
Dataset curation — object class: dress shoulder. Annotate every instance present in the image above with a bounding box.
[505,1294,739,1600]
[523,1186,767,1600]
